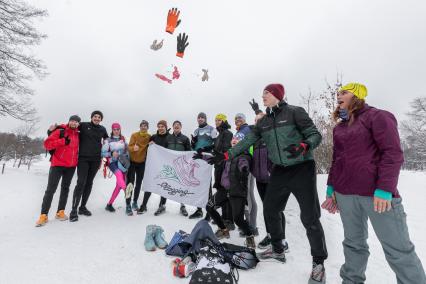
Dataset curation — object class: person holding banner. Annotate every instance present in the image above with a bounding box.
[101,123,131,215]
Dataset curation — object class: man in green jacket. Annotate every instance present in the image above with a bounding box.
[206,84,328,283]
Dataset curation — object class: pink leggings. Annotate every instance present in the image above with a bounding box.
[108,170,126,205]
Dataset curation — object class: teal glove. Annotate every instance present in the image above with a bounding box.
[374,189,392,201]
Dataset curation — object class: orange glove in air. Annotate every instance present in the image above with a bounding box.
[166,8,181,34]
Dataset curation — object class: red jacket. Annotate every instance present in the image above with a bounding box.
[44,124,79,167]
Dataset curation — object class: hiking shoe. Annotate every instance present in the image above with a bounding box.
[132,201,138,211]
[258,235,271,249]
[188,208,203,219]
[105,204,115,212]
[69,210,78,222]
[35,214,48,227]
[309,262,326,283]
[78,206,92,216]
[154,205,166,216]
[137,205,147,215]
[224,220,235,231]
[126,205,133,216]
[180,205,188,217]
[245,235,256,249]
[257,246,286,263]
[144,225,157,251]
[214,228,230,240]
[55,210,68,221]
[153,225,168,249]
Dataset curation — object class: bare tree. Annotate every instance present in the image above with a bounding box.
[0,0,48,121]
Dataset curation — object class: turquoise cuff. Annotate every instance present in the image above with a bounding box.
[326,185,334,197]
[374,189,392,201]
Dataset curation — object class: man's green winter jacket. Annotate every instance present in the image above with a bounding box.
[228,101,322,167]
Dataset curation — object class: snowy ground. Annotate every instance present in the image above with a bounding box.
[0,158,425,284]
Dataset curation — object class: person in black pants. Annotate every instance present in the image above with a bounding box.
[36,115,81,227]
[70,111,108,222]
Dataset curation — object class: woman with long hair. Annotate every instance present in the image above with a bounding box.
[322,83,425,283]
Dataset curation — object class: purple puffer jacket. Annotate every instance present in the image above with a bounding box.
[327,105,403,197]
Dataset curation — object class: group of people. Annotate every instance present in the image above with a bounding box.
[35,82,425,283]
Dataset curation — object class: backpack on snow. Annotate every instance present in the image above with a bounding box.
[46,126,66,161]
[165,230,190,257]
[221,242,259,270]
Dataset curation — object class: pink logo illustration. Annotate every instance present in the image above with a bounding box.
[156,155,200,187]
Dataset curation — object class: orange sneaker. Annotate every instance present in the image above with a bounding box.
[55,210,68,221]
[36,214,48,227]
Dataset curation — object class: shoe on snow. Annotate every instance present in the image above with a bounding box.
[258,235,271,249]
[55,210,68,221]
[132,201,138,211]
[78,206,92,216]
[153,225,168,249]
[154,205,166,216]
[125,183,134,199]
[245,235,256,249]
[188,208,203,219]
[105,204,116,212]
[126,205,133,216]
[137,205,147,215]
[69,210,78,222]
[214,228,230,240]
[257,247,286,263]
[308,262,326,283]
[35,214,48,227]
[180,205,188,217]
[144,225,157,251]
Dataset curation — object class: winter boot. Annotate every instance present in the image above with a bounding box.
[125,183,134,199]
[105,204,116,212]
[188,208,203,219]
[258,234,271,249]
[214,228,230,240]
[245,235,256,249]
[308,262,326,283]
[78,206,92,216]
[154,205,166,216]
[132,201,138,211]
[180,205,188,217]
[69,210,78,222]
[144,225,157,251]
[137,204,147,215]
[153,225,168,249]
[35,214,48,227]
[55,210,68,221]
[257,246,286,263]
[126,205,133,216]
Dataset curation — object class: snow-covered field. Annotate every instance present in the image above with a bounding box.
[0,158,425,284]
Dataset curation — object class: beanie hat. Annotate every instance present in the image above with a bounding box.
[197,112,207,120]
[235,113,246,121]
[339,83,368,100]
[140,120,149,128]
[111,122,121,129]
[173,120,182,126]
[69,115,81,123]
[215,113,227,122]
[91,110,104,120]
[264,83,285,101]
[157,120,168,128]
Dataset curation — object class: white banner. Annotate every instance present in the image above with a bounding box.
[143,144,213,208]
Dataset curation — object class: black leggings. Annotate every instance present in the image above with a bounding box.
[126,161,145,203]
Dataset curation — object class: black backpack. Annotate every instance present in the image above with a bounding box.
[46,126,66,161]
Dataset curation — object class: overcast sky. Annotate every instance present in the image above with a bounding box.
[1,0,425,137]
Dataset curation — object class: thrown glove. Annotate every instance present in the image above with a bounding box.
[165,8,181,34]
[283,142,309,159]
[176,33,189,58]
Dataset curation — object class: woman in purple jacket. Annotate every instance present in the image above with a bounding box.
[322,83,425,284]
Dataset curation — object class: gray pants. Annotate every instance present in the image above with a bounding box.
[244,174,257,229]
[335,192,426,284]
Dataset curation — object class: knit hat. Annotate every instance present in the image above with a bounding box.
[157,120,168,128]
[197,112,207,120]
[215,113,227,122]
[264,83,285,101]
[235,113,246,121]
[140,120,149,128]
[173,120,182,126]
[111,122,121,129]
[339,83,368,100]
[69,115,81,123]
[91,110,104,120]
